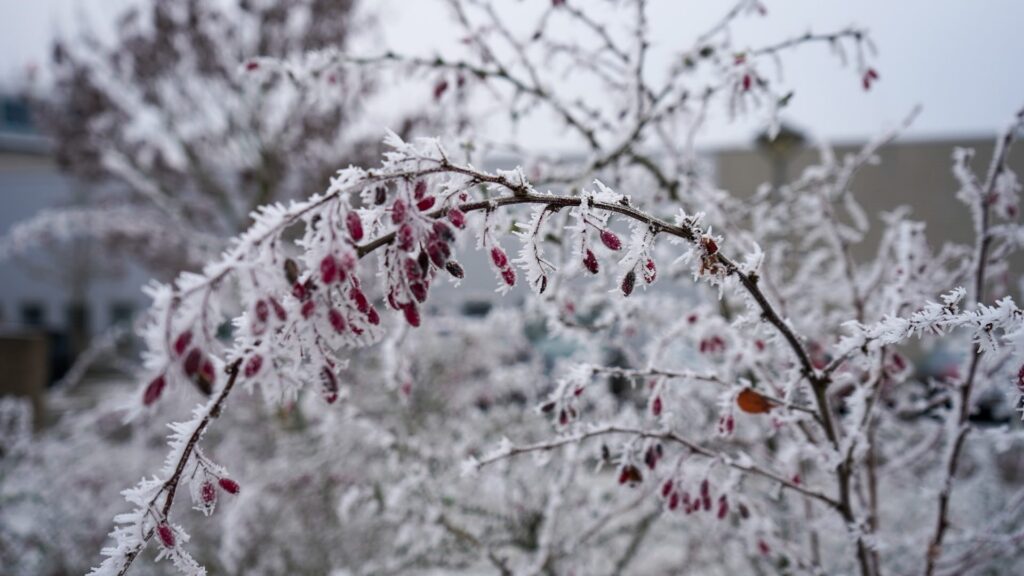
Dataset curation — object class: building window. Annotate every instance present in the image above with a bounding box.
[20,302,45,328]
[110,301,135,327]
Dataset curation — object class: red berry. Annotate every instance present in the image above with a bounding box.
[301,300,316,319]
[183,349,202,376]
[427,241,448,267]
[433,79,449,100]
[583,249,599,274]
[490,247,508,269]
[742,73,752,92]
[157,523,175,548]
[501,266,516,287]
[218,478,241,495]
[414,180,427,199]
[253,300,269,324]
[143,375,166,406]
[447,207,466,229]
[397,223,415,251]
[621,270,636,296]
[320,256,338,284]
[366,307,380,325]
[643,258,657,284]
[416,196,436,211]
[350,287,369,314]
[600,229,621,251]
[173,331,192,356]
[402,302,421,327]
[328,309,347,334]
[668,492,680,510]
[651,396,662,417]
[391,199,406,224]
[201,481,216,505]
[662,479,674,497]
[197,360,216,395]
[244,355,263,378]
[270,298,287,321]
[717,495,729,519]
[346,212,363,242]
[320,365,339,402]
[409,282,428,303]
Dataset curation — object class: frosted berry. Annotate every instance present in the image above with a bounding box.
[402,302,421,327]
[201,480,216,505]
[621,270,636,296]
[501,266,516,286]
[320,255,338,284]
[416,196,436,211]
[328,308,347,334]
[218,478,241,494]
[391,199,406,224]
[600,229,622,251]
[583,249,599,274]
[173,331,192,356]
[157,523,175,548]
[490,247,508,269]
[447,207,466,229]
[346,212,364,242]
[143,375,166,406]
[244,354,263,378]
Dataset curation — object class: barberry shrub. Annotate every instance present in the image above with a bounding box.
[3,2,1023,576]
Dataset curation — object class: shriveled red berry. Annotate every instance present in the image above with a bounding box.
[346,212,363,242]
[600,229,622,251]
[717,495,729,519]
[366,307,380,325]
[301,299,316,319]
[445,260,465,279]
[651,395,662,417]
[157,523,175,548]
[414,180,427,199]
[218,478,240,495]
[143,375,166,406]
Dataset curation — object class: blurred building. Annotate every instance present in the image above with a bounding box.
[713,125,1024,267]
[0,93,149,422]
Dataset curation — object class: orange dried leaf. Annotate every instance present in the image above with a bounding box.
[737,388,774,414]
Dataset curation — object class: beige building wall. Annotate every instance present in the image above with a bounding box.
[713,137,1024,282]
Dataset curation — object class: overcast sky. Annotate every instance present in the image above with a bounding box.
[2,0,1023,149]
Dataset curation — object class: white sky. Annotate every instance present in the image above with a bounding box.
[2,0,1023,149]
